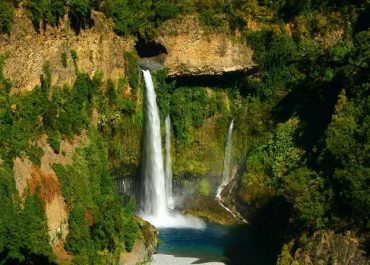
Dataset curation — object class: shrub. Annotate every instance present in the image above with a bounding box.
[61,52,67,68]
[199,9,224,28]
[154,0,179,22]
[71,49,78,72]
[68,0,91,33]
[48,131,61,154]
[0,1,13,34]
[27,145,44,166]
[124,51,140,90]
[199,179,210,197]
[25,0,65,30]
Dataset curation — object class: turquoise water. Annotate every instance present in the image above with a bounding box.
[156,224,281,265]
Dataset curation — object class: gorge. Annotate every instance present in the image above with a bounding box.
[0,1,369,265]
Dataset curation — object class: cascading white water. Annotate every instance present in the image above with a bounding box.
[216,120,234,199]
[216,120,247,223]
[164,115,174,210]
[141,69,167,217]
[140,69,205,229]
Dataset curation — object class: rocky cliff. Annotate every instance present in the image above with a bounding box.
[278,231,369,265]
[156,16,256,76]
[0,9,133,93]
[293,231,368,265]
[12,131,88,264]
[1,11,255,94]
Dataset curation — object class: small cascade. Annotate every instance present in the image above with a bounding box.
[216,120,247,223]
[216,120,234,199]
[140,69,205,229]
[164,115,174,209]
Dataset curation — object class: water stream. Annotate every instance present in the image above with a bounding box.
[140,69,204,229]
[165,115,174,210]
[216,120,247,223]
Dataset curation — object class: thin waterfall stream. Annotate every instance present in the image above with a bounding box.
[165,115,174,210]
[216,120,247,223]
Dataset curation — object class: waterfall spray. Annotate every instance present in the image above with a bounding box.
[140,69,205,229]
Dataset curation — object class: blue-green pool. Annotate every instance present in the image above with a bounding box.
[156,224,281,265]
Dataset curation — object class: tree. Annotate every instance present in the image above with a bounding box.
[68,0,91,33]
[0,0,13,34]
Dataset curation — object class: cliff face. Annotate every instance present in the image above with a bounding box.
[0,11,255,93]
[293,231,368,265]
[278,231,369,265]
[156,16,256,76]
[0,9,133,93]
[12,132,88,264]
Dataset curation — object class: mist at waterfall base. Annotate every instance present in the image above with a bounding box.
[140,69,205,229]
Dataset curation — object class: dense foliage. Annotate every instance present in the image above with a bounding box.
[0,54,140,264]
[0,0,13,34]
[232,0,370,237]
[0,0,369,262]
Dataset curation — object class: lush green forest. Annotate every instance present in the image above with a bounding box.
[0,55,140,264]
[0,0,369,264]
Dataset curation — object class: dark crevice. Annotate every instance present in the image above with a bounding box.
[69,13,94,35]
[166,70,254,88]
[135,38,167,58]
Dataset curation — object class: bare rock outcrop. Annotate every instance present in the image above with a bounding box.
[119,217,158,265]
[0,9,133,93]
[12,131,88,264]
[156,16,256,76]
[292,231,369,265]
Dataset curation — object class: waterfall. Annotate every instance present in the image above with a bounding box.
[216,120,234,199]
[216,120,247,223]
[142,69,167,217]
[140,69,205,229]
[165,115,174,209]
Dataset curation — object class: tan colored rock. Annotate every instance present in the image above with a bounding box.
[0,9,134,93]
[12,131,88,263]
[13,156,34,198]
[156,17,256,76]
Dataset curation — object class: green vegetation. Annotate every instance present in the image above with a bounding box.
[0,166,54,264]
[53,130,139,263]
[61,52,67,68]
[230,0,370,239]
[0,50,141,264]
[144,0,369,253]
[199,179,210,197]
[0,0,369,262]
[0,0,13,34]
[124,51,140,90]
[25,0,65,30]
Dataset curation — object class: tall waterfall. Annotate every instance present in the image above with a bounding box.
[140,69,205,229]
[165,116,174,209]
[216,120,234,199]
[142,69,167,217]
